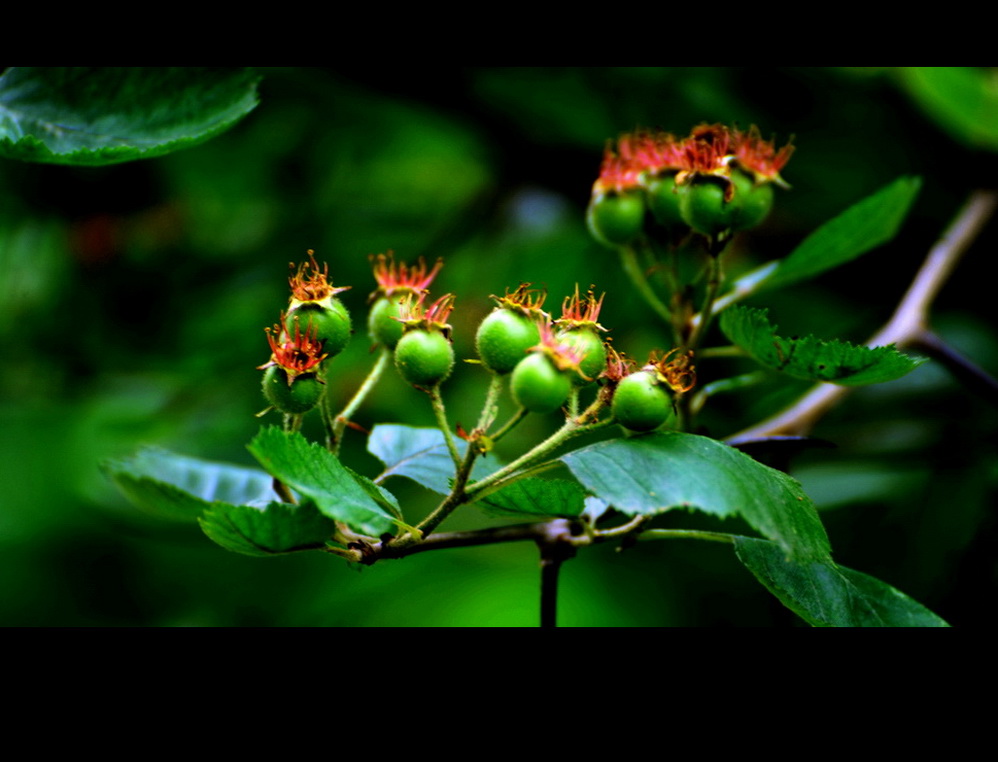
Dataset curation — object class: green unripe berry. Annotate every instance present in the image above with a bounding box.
[395,329,454,387]
[262,366,324,415]
[587,191,645,247]
[286,300,351,359]
[510,353,572,414]
[729,170,773,231]
[678,177,738,237]
[646,174,685,228]
[557,328,606,386]
[612,371,674,432]
[476,309,540,375]
[368,296,407,350]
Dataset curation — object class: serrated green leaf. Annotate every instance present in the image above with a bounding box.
[761,176,920,291]
[478,478,586,518]
[248,427,394,537]
[719,306,923,385]
[734,536,949,627]
[561,432,830,561]
[198,500,336,558]
[103,447,280,521]
[898,67,998,152]
[367,424,500,495]
[0,67,259,165]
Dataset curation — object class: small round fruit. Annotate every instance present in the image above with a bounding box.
[729,170,773,231]
[646,173,685,228]
[612,371,674,432]
[510,353,572,414]
[476,309,540,375]
[262,366,324,415]
[395,330,454,387]
[678,178,738,237]
[286,300,352,358]
[587,191,645,247]
[368,296,406,350]
[557,328,606,386]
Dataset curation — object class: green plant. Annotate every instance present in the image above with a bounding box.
[7,67,996,627]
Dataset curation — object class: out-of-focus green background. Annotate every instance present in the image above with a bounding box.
[2,67,996,626]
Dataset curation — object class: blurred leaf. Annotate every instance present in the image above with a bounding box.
[198,500,335,558]
[734,536,949,627]
[759,176,921,291]
[104,447,280,521]
[368,424,499,495]
[0,67,259,165]
[898,67,998,151]
[248,427,394,536]
[0,217,68,338]
[720,306,924,385]
[478,478,586,518]
[561,433,830,561]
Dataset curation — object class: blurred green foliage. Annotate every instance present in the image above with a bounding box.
[2,67,996,626]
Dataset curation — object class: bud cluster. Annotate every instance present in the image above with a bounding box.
[588,123,794,245]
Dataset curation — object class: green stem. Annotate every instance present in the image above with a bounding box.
[465,398,610,500]
[698,345,747,359]
[688,251,724,352]
[620,244,672,325]
[429,385,462,470]
[639,529,735,544]
[491,407,528,444]
[331,349,390,456]
[477,375,504,431]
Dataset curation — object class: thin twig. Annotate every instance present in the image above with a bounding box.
[727,190,997,444]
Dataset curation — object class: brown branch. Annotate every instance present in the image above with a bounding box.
[727,190,998,444]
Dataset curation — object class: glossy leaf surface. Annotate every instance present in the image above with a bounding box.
[760,176,921,291]
[0,67,259,165]
[720,306,923,385]
[734,536,949,627]
[199,500,336,557]
[562,433,830,561]
[479,478,586,518]
[104,447,280,521]
[248,427,395,537]
[368,424,500,495]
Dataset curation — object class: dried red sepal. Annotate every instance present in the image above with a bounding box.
[556,284,606,332]
[289,249,350,303]
[644,348,696,394]
[492,282,549,321]
[732,125,794,187]
[370,251,443,299]
[258,312,328,384]
[394,292,456,338]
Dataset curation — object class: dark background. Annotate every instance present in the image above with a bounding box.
[2,67,995,626]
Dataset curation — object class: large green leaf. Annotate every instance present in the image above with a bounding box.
[198,500,336,558]
[367,424,500,495]
[103,447,280,521]
[248,427,395,537]
[561,433,830,561]
[898,67,998,152]
[719,306,923,385]
[479,478,586,518]
[721,306,925,386]
[0,67,259,165]
[760,176,920,292]
[734,536,949,627]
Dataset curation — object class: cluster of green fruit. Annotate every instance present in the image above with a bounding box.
[259,252,352,415]
[259,253,695,434]
[587,123,793,245]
